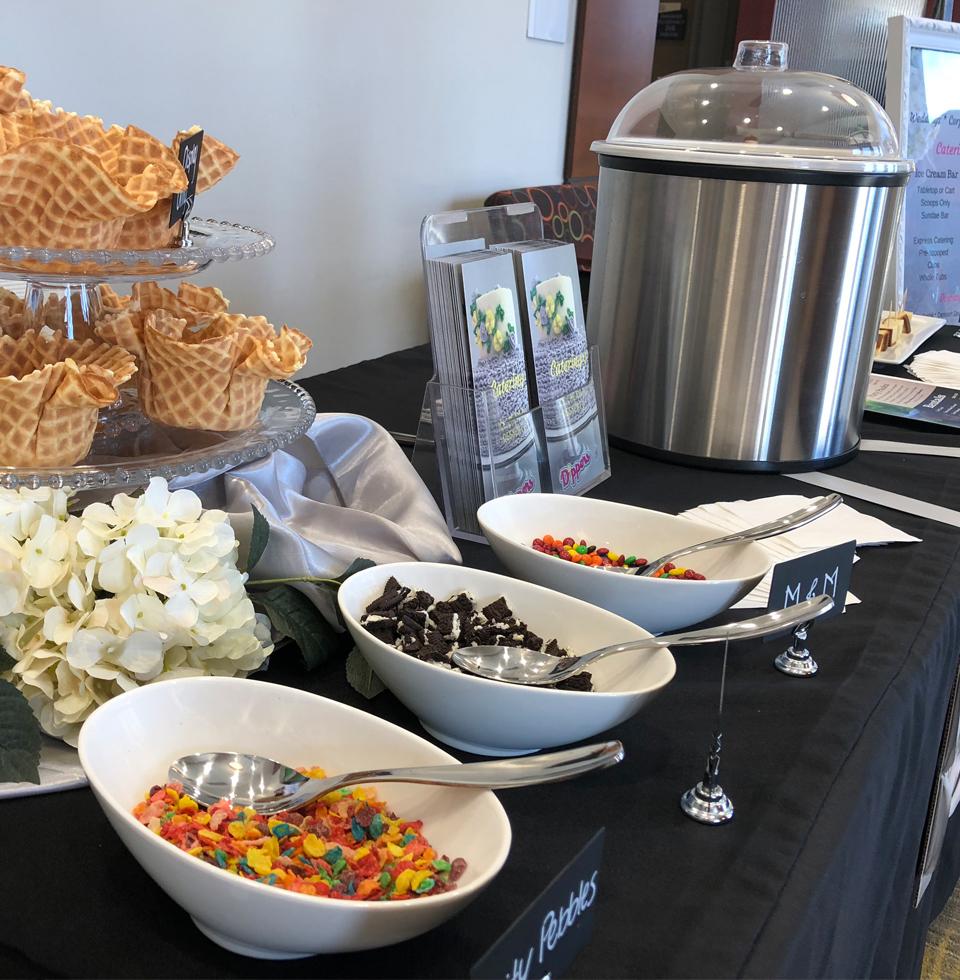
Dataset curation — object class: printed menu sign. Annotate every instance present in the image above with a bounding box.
[866,373,960,427]
[471,829,604,979]
[904,48,960,320]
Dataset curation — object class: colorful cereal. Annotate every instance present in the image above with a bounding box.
[132,775,467,901]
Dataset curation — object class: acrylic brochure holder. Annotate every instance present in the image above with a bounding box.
[418,204,611,542]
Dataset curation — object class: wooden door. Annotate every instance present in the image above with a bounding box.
[564,0,660,179]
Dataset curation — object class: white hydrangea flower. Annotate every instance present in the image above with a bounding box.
[0,549,27,617]
[0,478,273,745]
[22,514,72,590]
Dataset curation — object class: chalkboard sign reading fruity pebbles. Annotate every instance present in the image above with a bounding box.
[472,829,604,979]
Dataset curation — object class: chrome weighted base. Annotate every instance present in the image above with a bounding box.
[681,729,733,825]
[775,623,818,676]
[680,779,734,824]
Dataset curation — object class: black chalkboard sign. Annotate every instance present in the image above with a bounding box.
[169,129,204,227]
[472,828,604,979]
[764,539,856,638]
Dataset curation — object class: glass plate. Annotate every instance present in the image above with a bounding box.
[0,379,316,491]
[0,217,275,282]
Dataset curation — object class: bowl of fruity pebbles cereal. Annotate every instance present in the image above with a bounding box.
[78,676,511,959]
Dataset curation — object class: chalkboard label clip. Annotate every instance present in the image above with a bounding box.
[169,129,204,231]
[765,539,855,676]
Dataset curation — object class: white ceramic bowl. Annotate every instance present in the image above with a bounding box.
[78,677,511,959]
[478,494,770,634]
[337,562,675,756]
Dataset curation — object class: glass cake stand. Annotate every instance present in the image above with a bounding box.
[0,380,316,492]
[0,215,313,492]
[0,216,276,339]
[0,217,275,282]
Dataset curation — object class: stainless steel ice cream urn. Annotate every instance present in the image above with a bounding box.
[586,41,913,471]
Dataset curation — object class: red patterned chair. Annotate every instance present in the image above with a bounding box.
[483,179,598,306]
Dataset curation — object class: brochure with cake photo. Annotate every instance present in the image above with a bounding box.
[495,241,606,494]
[458,252,541,493]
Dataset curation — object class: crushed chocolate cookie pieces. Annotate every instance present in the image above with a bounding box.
[359,579,593,691]
[481,597,513,623]
[364,576,409,615]
[362,616,398,646]
[544,638,564,658]
[554,673,593,692]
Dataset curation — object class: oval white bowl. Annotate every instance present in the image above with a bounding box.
[477,494,770,633]
[78,676,511,959]
[337,562,675,756]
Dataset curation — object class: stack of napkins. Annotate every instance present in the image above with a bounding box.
[679,495,921,608]
[908,350,960,388]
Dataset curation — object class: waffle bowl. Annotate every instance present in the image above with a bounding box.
[0,330,137,467]
[0,379,316,491]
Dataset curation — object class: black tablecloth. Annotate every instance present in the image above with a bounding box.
[4,344,960,979]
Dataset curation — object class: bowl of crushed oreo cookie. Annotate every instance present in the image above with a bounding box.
[337,563,676,756]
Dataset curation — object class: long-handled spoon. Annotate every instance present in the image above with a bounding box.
[169,740,624,815]
[635,493,842,576]
[451,594,833,685]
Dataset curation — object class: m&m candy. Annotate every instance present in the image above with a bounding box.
[531,535,706,579]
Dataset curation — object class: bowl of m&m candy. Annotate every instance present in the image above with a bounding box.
[478,494,770,634]
[532,534,706,579]
[78,676,511,959]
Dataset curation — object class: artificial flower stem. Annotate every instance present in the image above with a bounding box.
[247,576,342,589]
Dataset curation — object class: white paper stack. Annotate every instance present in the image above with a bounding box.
[679,495,921,608]
[908,349,960,388]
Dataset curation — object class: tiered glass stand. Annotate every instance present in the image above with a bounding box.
[0,217,316,491]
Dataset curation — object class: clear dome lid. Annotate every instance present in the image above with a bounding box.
[593,41,912,174]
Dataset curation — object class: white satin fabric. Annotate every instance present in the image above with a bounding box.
[196,413,461,621]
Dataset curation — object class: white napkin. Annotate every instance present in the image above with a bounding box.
[679,495,921,608]
[908,350,960,388]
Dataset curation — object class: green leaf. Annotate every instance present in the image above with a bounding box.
[0,646,14,672]
[336,557,376,584]
[0,680,41,784]
[496,303,505,322]
[246,504,270,573]
[529,285,537,300]
[345,648,385,699]
[253,585,349,670]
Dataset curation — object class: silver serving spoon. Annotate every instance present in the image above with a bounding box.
[452,594,834,685]
[635,493,842,576]
[169,740,624,815]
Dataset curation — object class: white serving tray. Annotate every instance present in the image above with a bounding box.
[874,312,946,365]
